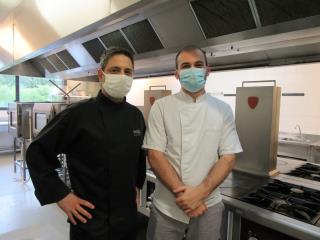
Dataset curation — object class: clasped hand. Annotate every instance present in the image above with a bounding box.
[173,185,208,218]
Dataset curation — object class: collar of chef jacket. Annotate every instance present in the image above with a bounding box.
[177,89,207,103]
[97,90,127,106]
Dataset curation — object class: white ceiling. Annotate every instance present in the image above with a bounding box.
[0,0,23,21]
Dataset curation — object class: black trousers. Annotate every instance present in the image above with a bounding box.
[69,210,137,240]
[70,223,136,240]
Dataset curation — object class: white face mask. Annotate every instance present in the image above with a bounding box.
[101,72,133,99]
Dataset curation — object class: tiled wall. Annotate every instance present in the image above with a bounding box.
[127,62,320,135]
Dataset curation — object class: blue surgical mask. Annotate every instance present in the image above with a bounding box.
[179,68,206,92]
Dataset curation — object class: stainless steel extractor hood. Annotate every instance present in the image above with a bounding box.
[1,0,320,79]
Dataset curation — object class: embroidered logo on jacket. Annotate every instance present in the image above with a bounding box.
[133,129,142,137]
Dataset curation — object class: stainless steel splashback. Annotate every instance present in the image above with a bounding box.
[234,81,281,176]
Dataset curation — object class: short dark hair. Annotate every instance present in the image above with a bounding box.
[100,47,134,70]
[175,46,208,69]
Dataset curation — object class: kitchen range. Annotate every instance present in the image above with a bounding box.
[220,158,320,240]
[240,179,320,227]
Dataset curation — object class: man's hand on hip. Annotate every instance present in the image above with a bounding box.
[57,193,95,225]
[136,187,141,207]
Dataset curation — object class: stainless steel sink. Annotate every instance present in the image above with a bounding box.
[280,137,311,144]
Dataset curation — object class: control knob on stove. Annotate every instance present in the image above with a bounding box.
[248,230,259,240]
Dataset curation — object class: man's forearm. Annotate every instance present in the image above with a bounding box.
[174,155,235,213]
[200,154,236,198]
[148,149,184,193]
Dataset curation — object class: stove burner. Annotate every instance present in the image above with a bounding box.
[270,199,288,210]
[311,174,320,178]
[290,188,304,194]
[240,180,320,226]
[285,163,320,182]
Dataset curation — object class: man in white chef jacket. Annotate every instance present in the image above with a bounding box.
[143,46,243,240]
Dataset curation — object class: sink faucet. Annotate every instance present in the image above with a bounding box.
[294,124,302,138]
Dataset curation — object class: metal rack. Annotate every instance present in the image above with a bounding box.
[57,154,70,186]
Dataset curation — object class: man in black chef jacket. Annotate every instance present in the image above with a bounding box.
[26,47,146,240]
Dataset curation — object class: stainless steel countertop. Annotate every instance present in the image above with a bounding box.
[278,139,320,147]
[312,141,320,148]
[278,133,320,147]
[220,158,320,240]
[278,139,314,147]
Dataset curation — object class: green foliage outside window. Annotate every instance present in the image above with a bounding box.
[19,76,64,102]
[0,74,65,108]
[0,75,15,108]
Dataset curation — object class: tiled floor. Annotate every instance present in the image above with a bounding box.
[0,153,148,240]
[0,153,69,240]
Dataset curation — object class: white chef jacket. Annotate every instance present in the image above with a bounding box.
[143,90,243,223]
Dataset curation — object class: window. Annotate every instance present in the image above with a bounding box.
[0,110,9,124]
[0,74,16,109]
[19,76,64,102]
[0,75,65,123]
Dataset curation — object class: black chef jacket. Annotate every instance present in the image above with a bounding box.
[26,91,146,240]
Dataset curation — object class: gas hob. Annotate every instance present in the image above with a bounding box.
[285,163,320,182]
[239,179,320,226]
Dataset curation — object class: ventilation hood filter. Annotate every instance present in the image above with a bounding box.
[82,38,106,63]
[190,0,256,38]
[99,30,135,55]
[47,54,68,72]
[56,50,80,69]
[255,0,320,26]
[39,58,57,73]
[122,19,164,54]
